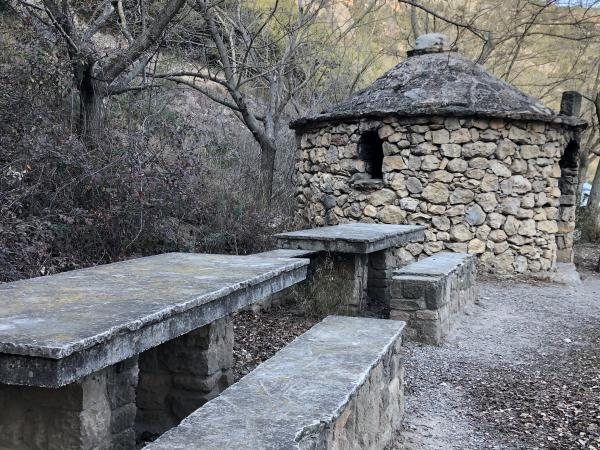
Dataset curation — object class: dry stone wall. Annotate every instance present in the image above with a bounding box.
[295,115,578,274]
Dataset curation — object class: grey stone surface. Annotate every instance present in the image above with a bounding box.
[291,50,586,129]
[391,253,477,344]
[0,253,308,387]
[0,357,138,450]
[144,316,406,450]
[276,223,425,254]
[253,249,318,258]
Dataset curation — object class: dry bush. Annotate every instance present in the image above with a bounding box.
[292,254,358,318]
[0,13,293,282]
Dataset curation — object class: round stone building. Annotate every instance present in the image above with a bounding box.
[290,34,587,274]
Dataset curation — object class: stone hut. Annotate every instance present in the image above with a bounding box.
[290,34,587,274]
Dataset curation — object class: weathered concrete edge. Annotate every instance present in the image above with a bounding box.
[0,265,308,388]
[277,228,426,254]
[0,254,309,360]
[293,317,406,447]
[394,253,476,277]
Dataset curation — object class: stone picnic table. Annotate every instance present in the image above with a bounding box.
[275,223,425,314]
[0,252,308,450]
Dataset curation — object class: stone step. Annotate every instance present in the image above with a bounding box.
[144,316,406,450]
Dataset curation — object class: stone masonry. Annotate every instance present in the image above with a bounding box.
[135,317,234,441]
[0,357,138,450]
[390,252,477,344]
[294,116,579,274]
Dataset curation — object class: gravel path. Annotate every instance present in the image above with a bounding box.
[392,274,600,450]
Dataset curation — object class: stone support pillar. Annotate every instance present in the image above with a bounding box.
[0,357,138,450]
[135,316,234,441]
[366,249,396,316]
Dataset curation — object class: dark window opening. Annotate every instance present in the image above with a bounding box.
[559,140,579,170]
[359,130,384,179]
[558,139,580,201]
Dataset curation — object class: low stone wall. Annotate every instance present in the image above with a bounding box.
[0,357,138,450]
[390,253,477,344]
[144,316,406,450]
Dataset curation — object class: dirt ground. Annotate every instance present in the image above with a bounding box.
[392,274,600,450]
[232,249,600,450]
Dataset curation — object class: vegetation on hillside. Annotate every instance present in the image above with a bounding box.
[2,0,600,281]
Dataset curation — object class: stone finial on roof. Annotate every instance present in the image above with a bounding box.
[408,33,452,57]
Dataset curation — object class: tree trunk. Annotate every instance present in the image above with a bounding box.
[77,69,107,144]
[259,140,277,205]
[588,157,600,229]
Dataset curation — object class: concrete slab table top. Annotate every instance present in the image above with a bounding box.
[0,253,308,387]
[275,223,426,254]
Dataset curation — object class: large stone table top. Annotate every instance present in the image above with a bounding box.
[0,253,308,387]
[275,223,425,254]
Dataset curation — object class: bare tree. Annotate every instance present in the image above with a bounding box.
[150,0,385,203]
[14,0,188,141]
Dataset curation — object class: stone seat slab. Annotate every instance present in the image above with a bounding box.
[0,253,308,387]
[275,223,425,254]
[144,315,406,450]
[394,252,475,277]
[253,248,318,258]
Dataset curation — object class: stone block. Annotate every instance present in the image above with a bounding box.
[390,253,477,345]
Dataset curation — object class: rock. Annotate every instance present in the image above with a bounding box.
[520,145,540,159]
[489,161,512,177]
[518,219,537,236]
[407,155,422,170]
[432,216,451,231]
[496,139,517,159]
[510,159,528,174]
[445,242,469,253]
[440,144,461,158]
[475,192,497,212]
[399,197,420,212]
[500,198,520,215]
[405,177,423,194]
[422,183,450,204]
[468,239,486,254]
[449,188,475,204]
[450,224,472,242]
[503,215,520,236]
[488,213,506,229]
[469,157,489,169]
[466,169,486,180]
[475,224,491,240]
[462,141,496,158]
[481,174,499,192]
[489,229,507,242]
[447,158,468,172]
[512,175,532,194]
[450,128,471,144]
[382,156,405,171]
[421,155,441,171]
[378,125,394,138]
[514,256,528,273]
[465,204,486,225]
[363,205,378,217]
[431,129,450,144]
[508,126,530,143]
[430,170,454,182]
[537,220,558,233]
[368,189,396,206]
[493,241,509,254]
[379,205,405,223]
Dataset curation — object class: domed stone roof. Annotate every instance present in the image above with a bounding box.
[291,37,585,129]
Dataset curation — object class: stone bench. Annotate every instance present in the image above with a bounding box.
[144,315,406,450]
[0,253,308,449]
[390,253,477,345]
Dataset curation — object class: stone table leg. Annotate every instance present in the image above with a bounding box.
[135,316,234,441]
[367,249,395,316]
[0,357,138,450]
[305,252,368,315]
